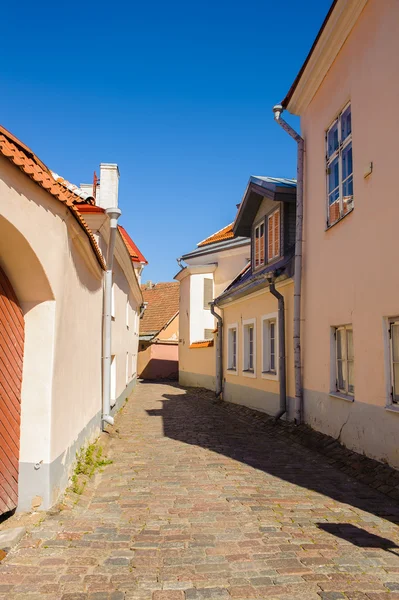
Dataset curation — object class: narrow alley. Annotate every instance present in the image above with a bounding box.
[2,382,399,600]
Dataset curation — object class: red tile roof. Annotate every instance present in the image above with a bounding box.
[118,226,148,264]
[0,126,106,270]
[189,340,214,349]
[197,223,235,247]
[140,282,179,335]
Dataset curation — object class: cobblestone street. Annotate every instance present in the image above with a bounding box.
[2,381,399,599]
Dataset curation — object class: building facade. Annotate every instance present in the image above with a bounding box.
[138,281,179,380]
[279,0,399,467]
[0,126,145,512]
[176,223,250,390]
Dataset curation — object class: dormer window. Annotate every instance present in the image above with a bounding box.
[254,221,265,269]
[267,208,280,261]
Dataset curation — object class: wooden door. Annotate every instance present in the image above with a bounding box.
[0,266,24,513]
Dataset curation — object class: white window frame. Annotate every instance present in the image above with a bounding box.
[126,297,130,329]
[227,323,238,374]
[253,220,265,270]
[242,318,256,378]
[326,102,353,227]
[261,312,278,381]
[330,325,354,400]
[267,208,280,262]
[388,318,399,407]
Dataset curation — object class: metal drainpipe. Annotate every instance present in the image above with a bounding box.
[273,104,304,425]
[210,302,223,398]
[102,207,122,429]
[267,276,287,421]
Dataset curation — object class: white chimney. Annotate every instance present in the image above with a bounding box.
[97,163,119,210]
[80,183,94,197]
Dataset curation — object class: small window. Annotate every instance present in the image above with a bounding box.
[126,298,129,329]
[243,320,256,374]
[227,325,238,371]
[204,328,214,340]
[254,221,265,269]
[389,320,399,404]
[334,325,354,396]
[267,208,280,262]
[262,316,277,375]
[203,278,213,310]
[326,103,353,226]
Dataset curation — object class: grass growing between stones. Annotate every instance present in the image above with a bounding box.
[70,442,113,495]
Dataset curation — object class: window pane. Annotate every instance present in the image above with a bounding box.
[337,359,346,391]
[392,324,399,361]
[270,321,275,372]
[342,143,353,182]
[341,105,352,141]
[327,120,339,157]
[347,329,354,360]
[348,360,354,395]
[336,329,344,359]
[328,157,340,196]
[273,210,280,257]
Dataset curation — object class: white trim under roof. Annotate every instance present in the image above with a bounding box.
[287,0,368,115]
[174,263,217,282]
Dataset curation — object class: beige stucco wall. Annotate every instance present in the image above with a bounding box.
[300,0,399,466]
[221,281,294,416]
[178,274,215,389]
[0,155,141,509]
[158,313,179,343]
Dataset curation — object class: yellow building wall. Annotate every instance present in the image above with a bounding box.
[221,281,294,416]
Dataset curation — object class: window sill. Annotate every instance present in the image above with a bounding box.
[325,206,354,231]
[262,371,278,381]
[242,369,256,379]
[227,368,238,376]
[329,391,354,402]
[385,404,399,414]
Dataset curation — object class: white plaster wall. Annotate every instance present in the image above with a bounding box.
[189,273,215,343]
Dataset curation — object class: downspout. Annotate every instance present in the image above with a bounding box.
[273,104,304,425]
[102,207,122,429]
[210,302,223,398]
[267,274,286,421]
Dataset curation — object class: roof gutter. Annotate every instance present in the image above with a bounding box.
[272,104,304,425]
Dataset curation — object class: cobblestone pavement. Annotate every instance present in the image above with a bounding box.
[2,382,399,600]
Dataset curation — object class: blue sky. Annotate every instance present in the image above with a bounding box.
[1,0,331,282]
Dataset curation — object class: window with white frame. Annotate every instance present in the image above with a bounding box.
[267,208,280,261]
[389,319,399,404]
[227,325,238,371]
[262,315,277,376]
[243,320,256,373]
[334,325,354,396]
[254,221,265,269]
[126,298,129,329]
[326,103,353,226]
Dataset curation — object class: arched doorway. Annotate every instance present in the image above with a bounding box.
[0,265,24,513]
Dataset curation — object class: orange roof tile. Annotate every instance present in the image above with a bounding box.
[0,126,106,270]
[189,340,214,348]
[197,223,235,247]
[140,282,179,335]
[51,173,95,205]
[118,226,148,264]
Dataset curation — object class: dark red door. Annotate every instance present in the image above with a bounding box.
[0,266,24,513]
